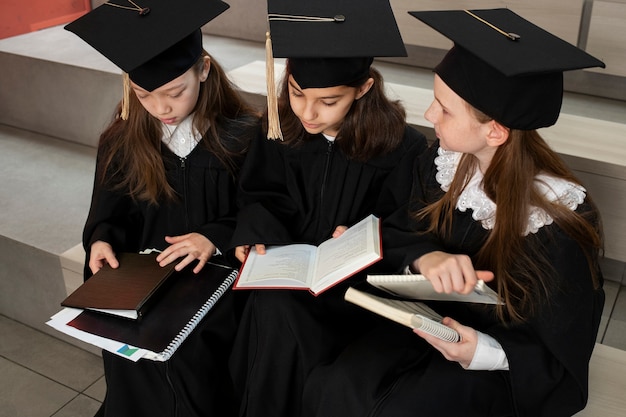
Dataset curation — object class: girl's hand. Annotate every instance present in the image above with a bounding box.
[235,244,266,263]
[412,251,494,295]
[414,317,477,368]
[332,225,348,238]
[157,233,216,274]
[89,241,119,275]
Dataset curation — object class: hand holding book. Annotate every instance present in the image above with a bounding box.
[409,251,495,297]
[344,273,501,343]
[49,261,237,361]
[234,214,381,295]
[366,274,501,304]
[344,287,460,343]
[62,252,177,319]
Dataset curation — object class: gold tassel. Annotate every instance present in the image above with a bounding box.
[121,72,131,121]
[265,31,283,140]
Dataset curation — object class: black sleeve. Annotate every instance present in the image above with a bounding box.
[483,225,604,416]
[379,142,447,272]
[229,131,295,248]
[81,153,142,280]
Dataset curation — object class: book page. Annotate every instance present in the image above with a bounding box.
[236,245,316,288]
[313,215,380,290]
[88,308,138,320]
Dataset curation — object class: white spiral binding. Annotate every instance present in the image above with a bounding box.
[156,269,238,361]
[415,316,460,343]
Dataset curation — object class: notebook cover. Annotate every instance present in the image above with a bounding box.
[367,274,501,304]
[61,252,176,317]
[66,262,235,353]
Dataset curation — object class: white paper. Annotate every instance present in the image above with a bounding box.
[46,308,149,362]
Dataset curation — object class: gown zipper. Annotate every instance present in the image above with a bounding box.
[320,139,334,204]
[317,139,334,238]
[180,157,189,230]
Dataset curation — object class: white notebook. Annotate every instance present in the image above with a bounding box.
[344,287,460,343]
[367,274,501,304]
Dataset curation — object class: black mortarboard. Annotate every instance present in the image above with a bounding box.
[268,0,407,89]
[65,0,230,92]
[409,9,605,130]
[264,0,406,139]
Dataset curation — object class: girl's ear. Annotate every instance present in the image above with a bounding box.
[486,120,510,147]
[355,77,375,100]
[200,56,211,82]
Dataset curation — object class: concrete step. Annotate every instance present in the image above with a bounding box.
[0,123,96,349]
[0,26,120,148]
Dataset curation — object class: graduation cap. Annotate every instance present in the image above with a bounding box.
[264,0,407,139]
[409,9,605,130]
[65,0,230,119]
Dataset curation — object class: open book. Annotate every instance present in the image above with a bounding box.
[345,287,460,343]
[61,252,177,319]
[234,214,381,296]
[367,274,501,304]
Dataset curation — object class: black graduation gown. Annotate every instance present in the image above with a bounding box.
[302,143,605,417]
[83,118,258,417]
[228,126,428,417]
[83,142,246,270]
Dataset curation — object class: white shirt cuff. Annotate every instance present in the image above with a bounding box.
[466,331,509,371]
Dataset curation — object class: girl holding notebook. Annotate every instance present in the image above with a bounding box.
[302,8,606,417]
[66,1,259,416]
[228,1,427,416]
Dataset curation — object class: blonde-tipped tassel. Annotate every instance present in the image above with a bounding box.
[265,31,283,140]
[121,72,131,121]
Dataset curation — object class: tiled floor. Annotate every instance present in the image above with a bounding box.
[0,258,624,417]
[0,315,105,417]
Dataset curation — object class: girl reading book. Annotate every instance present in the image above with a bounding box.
[301,8,606,417]
[227,1,427,416]
[66,1,259,416]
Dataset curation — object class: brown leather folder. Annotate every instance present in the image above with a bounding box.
[61,252,176,320]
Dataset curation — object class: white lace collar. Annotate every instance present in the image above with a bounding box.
[434,147,586,235]
[161,114,202,158]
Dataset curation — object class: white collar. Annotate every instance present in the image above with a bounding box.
[434,147,586,234]
[161,114,202,158]
[322,133,336,142]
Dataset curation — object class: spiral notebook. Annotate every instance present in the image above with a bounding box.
[367,274,501,304]
[344,287,460,343]
[48,261,237,361]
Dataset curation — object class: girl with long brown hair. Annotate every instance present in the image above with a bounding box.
[227,1,427,416]
[66,1,259,416]
[302,8,606,417]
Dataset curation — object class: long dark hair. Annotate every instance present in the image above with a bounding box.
[96,51,259,204]
[417,108,603,322]
[267,60,407,161]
